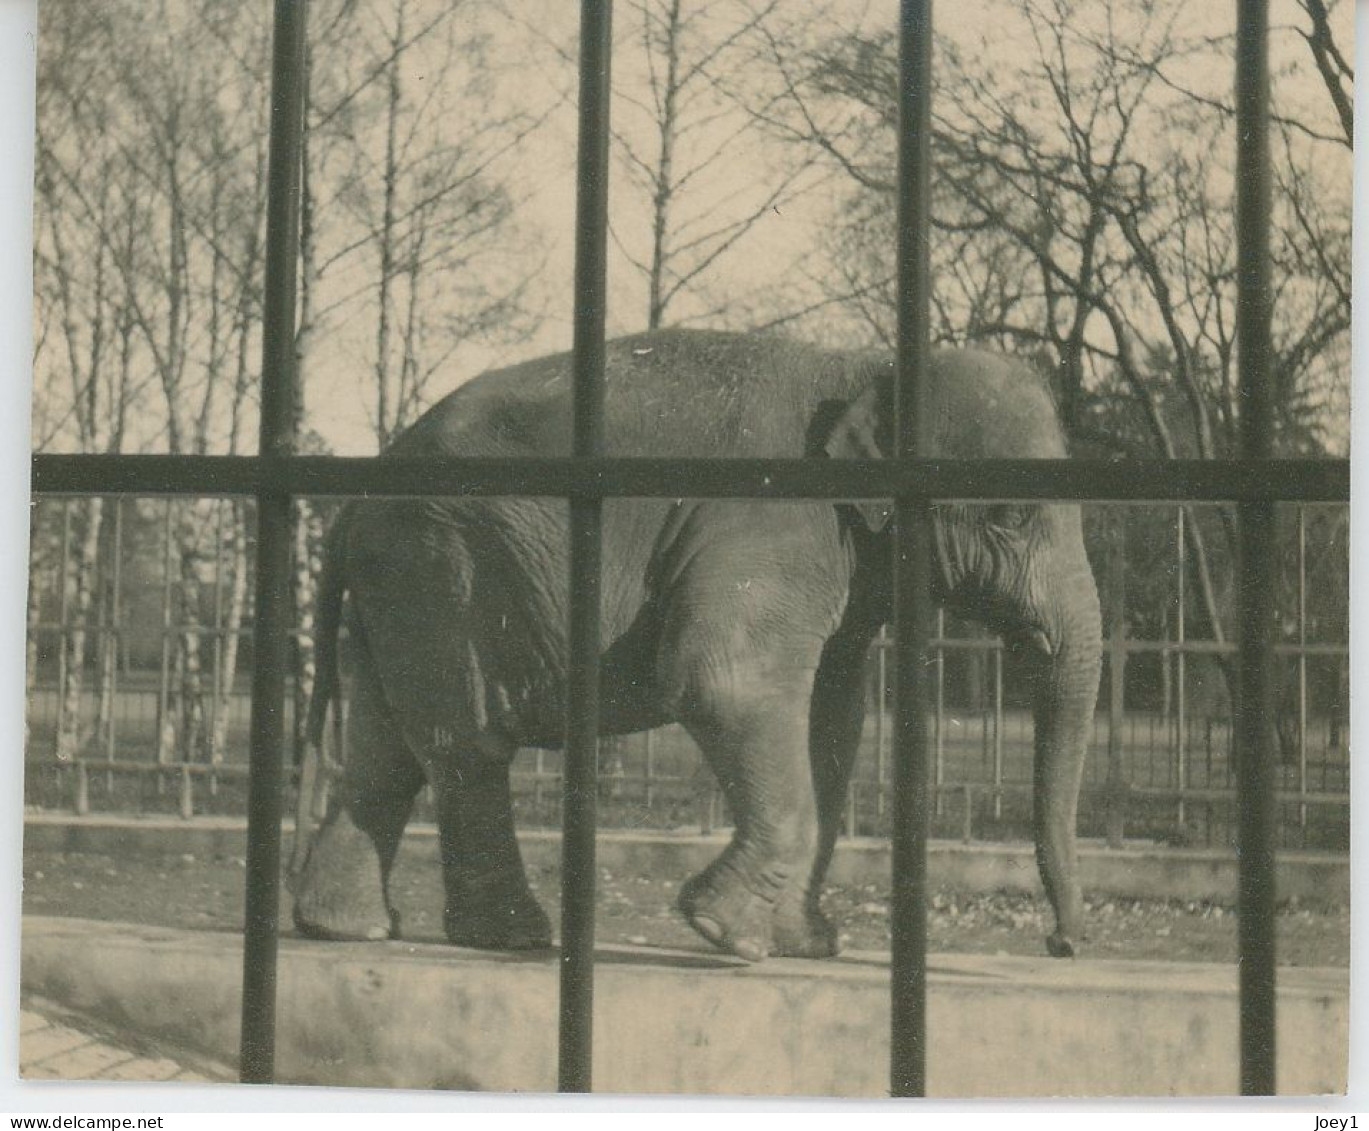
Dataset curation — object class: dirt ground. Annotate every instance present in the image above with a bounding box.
[20,847,1349,966]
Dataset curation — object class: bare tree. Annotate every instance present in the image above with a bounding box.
[1294,0,1352,147]
[758,0,1349,614]
[34,0,272,765]
[519,0,826,330]
[310,0,542,450]
[611,0,824,328]
[33,5,140,760]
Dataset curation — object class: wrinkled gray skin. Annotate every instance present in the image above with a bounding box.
[291,329,1102,961]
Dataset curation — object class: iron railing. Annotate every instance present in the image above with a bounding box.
[25,499,1349,849]
[28,0,1349,1098]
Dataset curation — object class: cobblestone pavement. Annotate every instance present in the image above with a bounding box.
[19,1004,232,1084]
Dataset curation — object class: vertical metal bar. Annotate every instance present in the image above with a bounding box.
[55,501,70,761]
[992,645,1002,821]
[1297,507,1307,828]
[1235,0,1277,1095]
[240,0,307,1086]
[933,608,944,818]
[890,0,934,1099]
[1106,629,1127,849]
[1105,520,1127,848]
[559,0,612,1095]
[1176,507,1186,825]
[210,501,226,777]
[979,645,989,772]
[106,498,123,767]
[875,631,887,816]
[156,502,174,766]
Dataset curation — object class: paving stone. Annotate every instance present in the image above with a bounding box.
[39,1041,136,1080]
[19,1004,232,1084]
[20,1023,91,1066]
[102,1057,184,1083]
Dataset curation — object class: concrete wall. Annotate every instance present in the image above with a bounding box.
[22,916,1347,1097]
[24,815,1351,904]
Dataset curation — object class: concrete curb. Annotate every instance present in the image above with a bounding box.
[24,813,1351,904]
[21,915,1347,1096]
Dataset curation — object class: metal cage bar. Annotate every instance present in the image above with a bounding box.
[558,0,613,1094]
[30,452,1348,502]
[239,0,307,1086]
[1234,0,1277,1096]
[889,0,934,1097]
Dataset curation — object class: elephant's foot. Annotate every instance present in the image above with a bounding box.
[1045,889,1084,957]
[444,886,552,951]
[1045,931,1076,958]
[292,884,397,943]
[677,865,782,963]
[290,817,399,942]
[770,897,841,959]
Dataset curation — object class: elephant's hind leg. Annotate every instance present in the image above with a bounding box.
[292,649,424,942]
[426,752,552,951]
[771,616,880,958]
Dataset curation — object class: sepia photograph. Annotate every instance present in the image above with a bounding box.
[13,0,1355,1105]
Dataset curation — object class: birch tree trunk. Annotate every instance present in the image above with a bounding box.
[175,505,207,763]
[25,506,43,749]
[55,497,104,762]
[94,499,122,760]
[211,500,249,764]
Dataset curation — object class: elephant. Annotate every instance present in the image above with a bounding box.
[289,328,1103,961]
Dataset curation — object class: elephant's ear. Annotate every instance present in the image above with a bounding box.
[822,381,894,532]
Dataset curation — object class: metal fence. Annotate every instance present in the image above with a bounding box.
[26,498,1349,854]
[28,0,1351,1099]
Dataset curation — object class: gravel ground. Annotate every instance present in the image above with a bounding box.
[20,848,1349,966]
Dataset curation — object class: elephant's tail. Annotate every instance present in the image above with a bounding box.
[305,515,349,750]
[289,513,350,888]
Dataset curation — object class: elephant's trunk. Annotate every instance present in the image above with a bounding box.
[1028,555,1103,958]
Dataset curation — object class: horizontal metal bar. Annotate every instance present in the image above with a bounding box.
[31,454,1350,503]
[1125,785,1347,807]
[30,623,254,638]
[934,780,1348,809]
[28,626,1347,657]
[56,759,252,777]
[1101,639,1348,658]
[869,637,1348,658]
[46,760,1351,811]
[873,636,1347,657]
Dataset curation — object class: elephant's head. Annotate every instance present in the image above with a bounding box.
[824,349,1103,957]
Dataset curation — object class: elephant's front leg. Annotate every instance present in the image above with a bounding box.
[677,659,821,963]
[771,622,877,958]
[428,755,552,950]
[292,655,424,942]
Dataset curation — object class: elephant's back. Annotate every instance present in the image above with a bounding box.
[385,329,877,462]
[383,332,1062,464]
